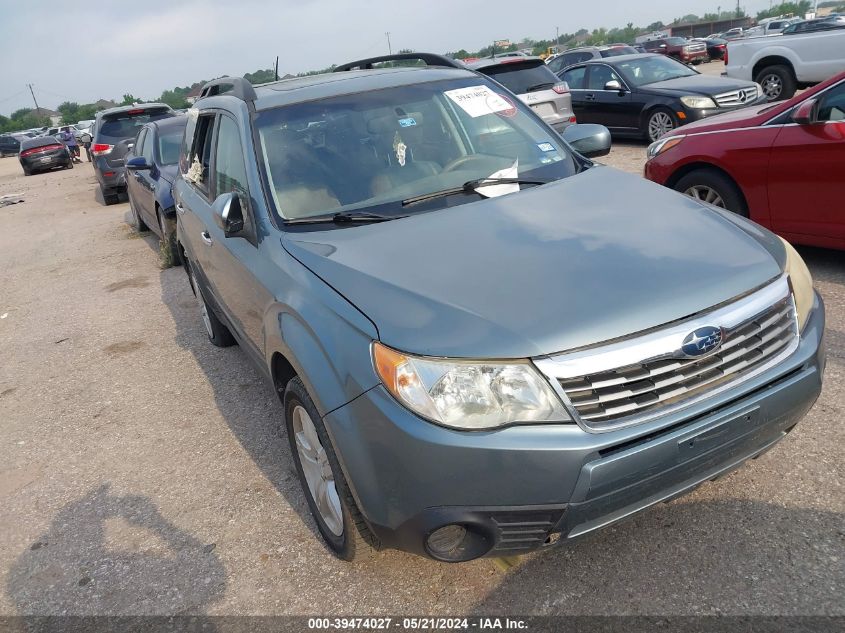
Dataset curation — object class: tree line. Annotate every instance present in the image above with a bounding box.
[2,1,838,134]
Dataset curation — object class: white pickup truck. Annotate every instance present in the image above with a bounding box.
[725,28,845,100]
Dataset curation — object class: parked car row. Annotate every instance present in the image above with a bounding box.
[81,50,828,565]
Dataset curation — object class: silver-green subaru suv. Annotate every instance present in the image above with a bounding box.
[174,55,825,562]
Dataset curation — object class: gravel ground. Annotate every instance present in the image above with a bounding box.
[0,81,842,618]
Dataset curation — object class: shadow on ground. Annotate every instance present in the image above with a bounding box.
[6,484,226,615]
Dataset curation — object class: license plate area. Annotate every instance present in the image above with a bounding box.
[39,156,52,163]
[677,406,761,458]
[531,103,554,117]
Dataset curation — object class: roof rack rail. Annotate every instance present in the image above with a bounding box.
[198,77,258,102]
[334,52,463,72]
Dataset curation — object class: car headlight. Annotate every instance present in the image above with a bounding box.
[680,95,718,109]
[778,236,814,332]
[372,342,570,430]
[647,135,684,159]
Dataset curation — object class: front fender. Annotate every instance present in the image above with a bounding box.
[262,246,380,418]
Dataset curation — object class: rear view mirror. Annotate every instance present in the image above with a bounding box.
[126,156,150,171]
[604,80,623,92]
[562,124,612,158]
[213,191,245,237]
[792,98,818,125]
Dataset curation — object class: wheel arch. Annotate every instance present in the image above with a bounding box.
[665,161,750,211]
[752,56,795,81]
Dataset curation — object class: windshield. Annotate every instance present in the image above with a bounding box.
[255,77,578,222]
[665,37,688,45]
[158,127,184,165]
[614,55,698,87]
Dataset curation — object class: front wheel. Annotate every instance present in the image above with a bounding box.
[646,108,678,143]
[284,377,378,561]
[129,196,149,232]
[674,168,747,216]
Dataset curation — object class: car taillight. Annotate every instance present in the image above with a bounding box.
[91,143,114,156]
[20,144,63,157]
[569,115,577,123]
[552,82,570,94]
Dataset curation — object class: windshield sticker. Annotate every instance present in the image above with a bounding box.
[398,117,417,127]
[537,142,556,152]
[475,159,519,198]
[444,85,514,118]
[393,131,407,167]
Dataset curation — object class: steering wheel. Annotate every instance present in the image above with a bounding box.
[441,154,496,173]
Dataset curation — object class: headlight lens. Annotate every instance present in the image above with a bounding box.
[372,342,570,430]
[680,95,718,109]
[646,135,684,159]
[778,236,814,332]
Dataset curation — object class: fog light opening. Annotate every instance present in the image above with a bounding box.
[543,532,561,546]
[425,523,492,562]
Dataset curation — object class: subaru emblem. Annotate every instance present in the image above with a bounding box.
[681,326,723,357]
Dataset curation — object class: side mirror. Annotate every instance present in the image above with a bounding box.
[562,123,612,158]
[213,191,245,237]
[604,80,623,92]
[126,156,150,171]
[792,98,818,125]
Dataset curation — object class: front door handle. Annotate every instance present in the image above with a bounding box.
[175,203,186,215]
[584,94,596,102]
[200,231,213,246]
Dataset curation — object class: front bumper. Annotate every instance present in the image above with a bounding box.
[324,294,825,561]
[680,95,768,124]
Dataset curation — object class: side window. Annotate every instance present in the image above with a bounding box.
[213,116,251,214]
[184,114,216,194]
[134,129,146,157]
[576,52,593,64]
[562,66,586,89]
[562,53,579,68]
[817,82,845,122]
[547,57,565,74]
[141,128,155,161]
[587,65,621,90]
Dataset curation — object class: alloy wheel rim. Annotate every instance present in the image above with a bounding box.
[684,184,725,208]
[189,271,214,338]
[761,75,782,99]
[292,404,343,537]
[648,112,674,142]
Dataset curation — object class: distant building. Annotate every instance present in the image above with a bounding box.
[33,107,61,126]
[94,99,117,111]
[667,16,753,38]
[185,86,203,105]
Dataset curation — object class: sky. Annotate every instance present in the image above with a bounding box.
[1,0,775,117]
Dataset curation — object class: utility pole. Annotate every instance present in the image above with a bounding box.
[556,26,559,45]
[27,83,40,112]
[274,56,279,81]
[385,32,392,54]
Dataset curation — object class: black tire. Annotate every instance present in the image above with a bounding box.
[755,65,796,102]
[645,107,678,143]
[284,377,378,561]
[674,168,747,216]
[101,185,119,206]
[157,208,181,267]
[23,167,31,176]
[186,261,236,347]
[129,196,149,232]
[66,160,74,170]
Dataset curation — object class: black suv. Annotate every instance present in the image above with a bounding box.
[91,103,175,205]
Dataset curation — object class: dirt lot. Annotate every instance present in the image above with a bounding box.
[1,91,843,617]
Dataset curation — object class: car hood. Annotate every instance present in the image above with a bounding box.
[642,75,756,97]
[665,102,781,135]
[282,167,782,359]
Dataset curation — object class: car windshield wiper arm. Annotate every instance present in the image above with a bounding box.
[284,210,405,225]
[526,82,555,92]
[402,177,548,207]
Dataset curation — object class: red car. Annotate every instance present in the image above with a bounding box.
[645,71,845,250]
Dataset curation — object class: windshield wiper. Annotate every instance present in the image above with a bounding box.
[284,210,405,225]
[402,177,548,207]
[526,82,555,92]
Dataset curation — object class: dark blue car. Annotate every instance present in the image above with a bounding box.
[125,115,187,264]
